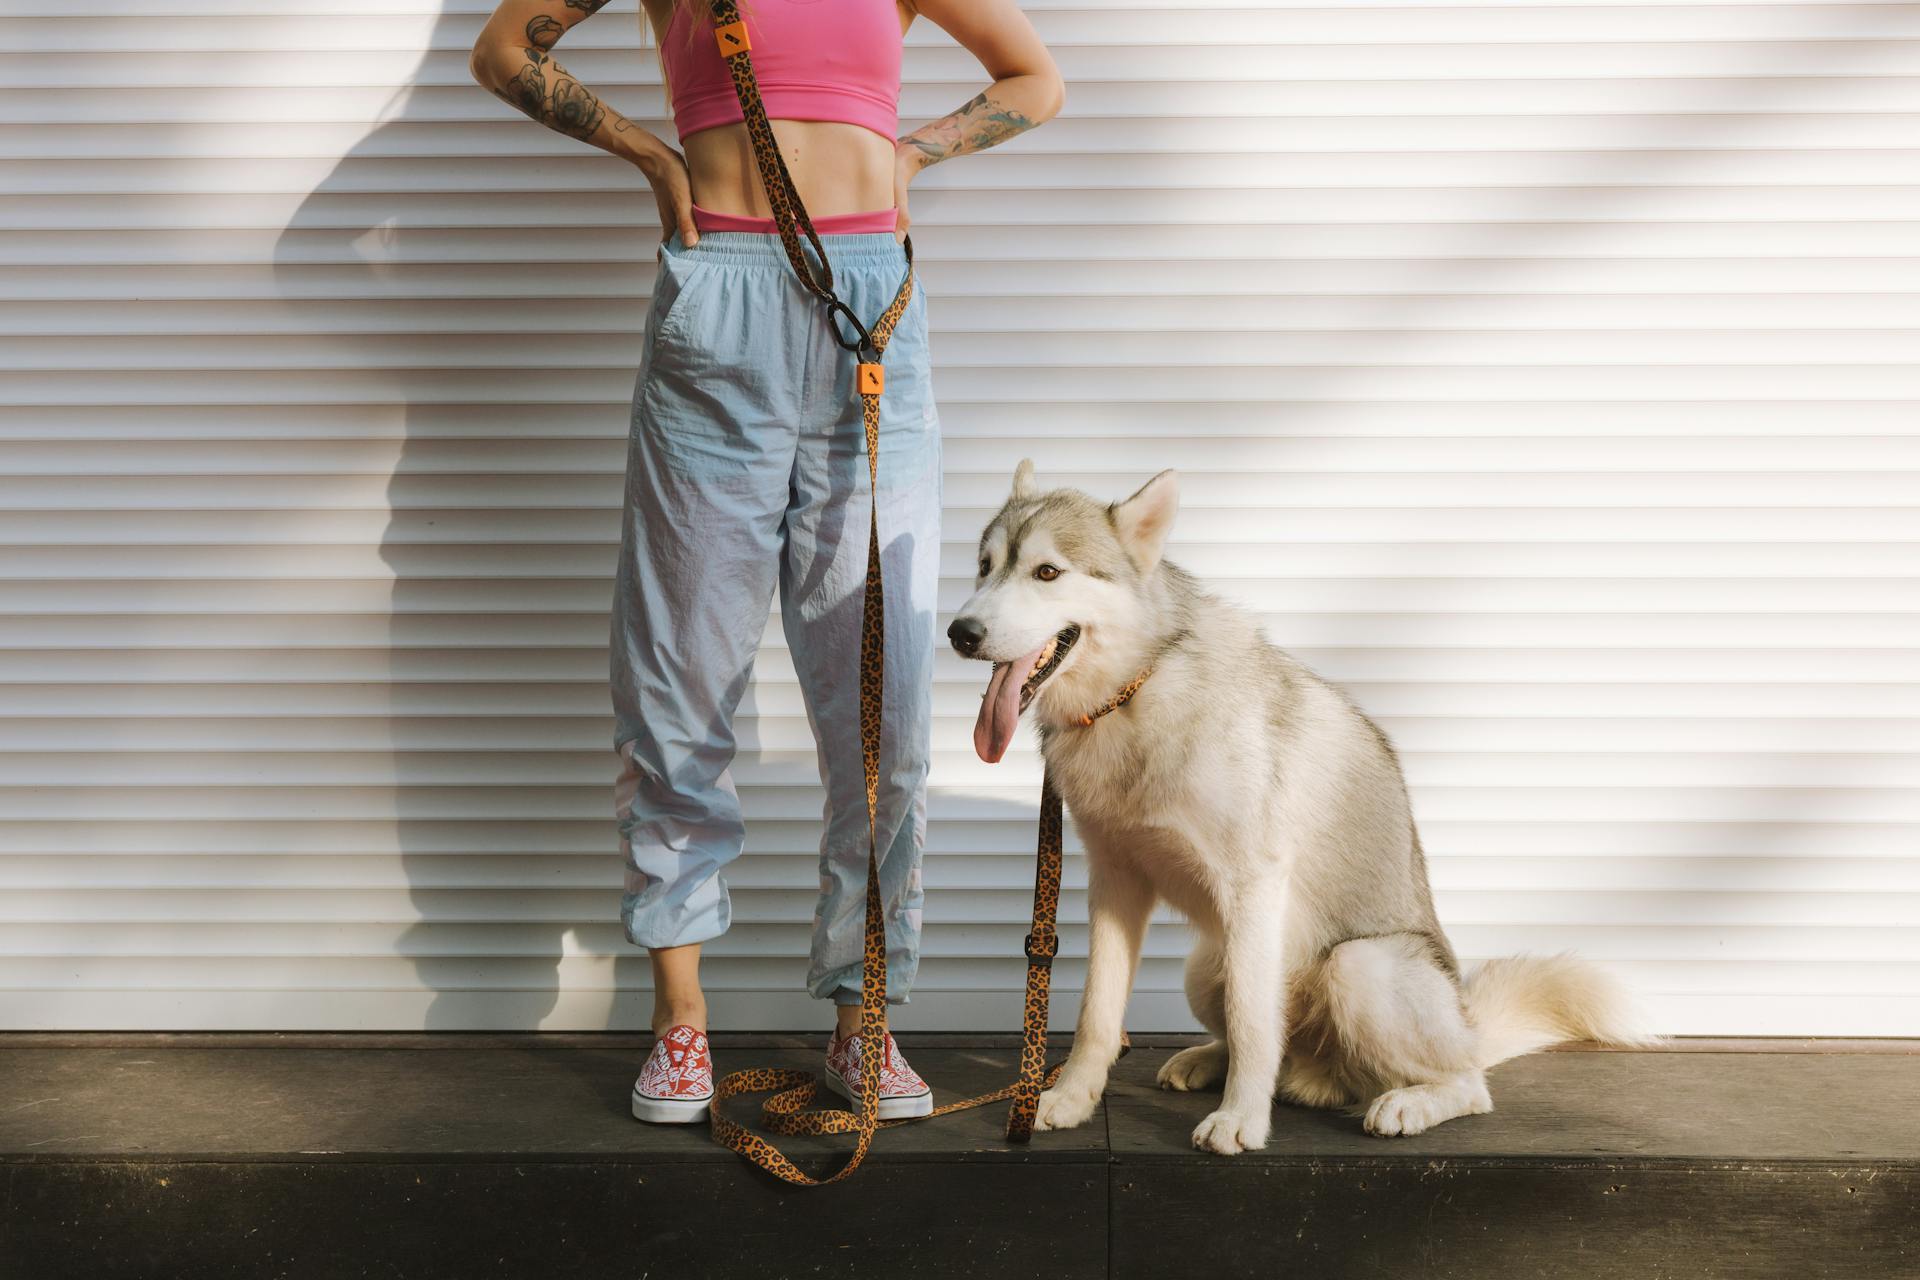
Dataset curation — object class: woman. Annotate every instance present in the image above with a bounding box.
[469,0,1063,1122]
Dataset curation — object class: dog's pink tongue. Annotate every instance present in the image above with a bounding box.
[973,645,1047,764]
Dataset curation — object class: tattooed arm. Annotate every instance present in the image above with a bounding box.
[902,87,1052,171]
[470,0,697,244]
[893,0,1064,236]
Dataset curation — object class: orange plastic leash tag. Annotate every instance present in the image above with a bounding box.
[858,362,885,395]
[713,20,750,55]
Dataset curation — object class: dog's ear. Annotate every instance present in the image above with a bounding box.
[1111,469,1180,571]
[1010,457,1037,500]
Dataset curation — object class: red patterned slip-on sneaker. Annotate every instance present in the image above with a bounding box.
[822,1028,934,1120]
[631,1024,714,1124]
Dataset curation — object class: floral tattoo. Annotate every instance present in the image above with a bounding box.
[902,90,1036,167]
[492,44,620,143]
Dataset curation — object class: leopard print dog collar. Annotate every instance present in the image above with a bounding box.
[1073,665,1156,728]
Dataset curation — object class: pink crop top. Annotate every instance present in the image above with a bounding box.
[660,0,903,145]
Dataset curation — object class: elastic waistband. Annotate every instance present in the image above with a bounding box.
[665,226,907,267]
[692,199,898,236]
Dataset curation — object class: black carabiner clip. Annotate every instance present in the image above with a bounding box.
[823,296,872,354]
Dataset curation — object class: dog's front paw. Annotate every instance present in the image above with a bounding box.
[1034,1080,1101,1132]
[1191,1106,1270,1155]
[1156,1041,1227,1092]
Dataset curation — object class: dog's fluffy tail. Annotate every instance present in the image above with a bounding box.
[1463,953,1659,1069]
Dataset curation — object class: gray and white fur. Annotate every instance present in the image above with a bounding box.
[949,460,1655,1154]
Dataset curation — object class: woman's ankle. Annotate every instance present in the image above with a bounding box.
[646,944,705,1038]
[651,1004,707,1037]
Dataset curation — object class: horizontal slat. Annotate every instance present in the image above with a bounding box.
[11,42,1920,89]
[12,436,1920,470]
[20,152,1920,194]
[20,328,1920,367]
[15,8,1920,52]
[0,577,1881,618]
[3,470,1919,508]
[3,539,1918,579]
[9,988,1905,1036]
[4,716,1917,755]
[15,292,1920,334]
[4,920,1918,964]
[6,510,1920,545]
[9,852,1920,892]
[16,260,1920,299]
[16,1,1920,17]
[4,784,1920,823]
[8,885,1919,927]
[21,77,1920,124]
[5,615,1920,652]
[5,747,1920,789]
[9,401,1920,439]
[5,957,1919,999]
[7,681,1920,718]
[0,818,1915,858]
[14,365,1920,403]
[0,645,1917,683]
[25,111,1920,160]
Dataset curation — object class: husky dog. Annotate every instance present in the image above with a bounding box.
[949,461,1653,1155]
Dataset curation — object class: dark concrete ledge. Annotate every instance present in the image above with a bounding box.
[2,1034,1914,1279]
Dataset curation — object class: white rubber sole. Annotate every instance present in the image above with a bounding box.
[631,1086,712,1124]
[822,1066,934,1120]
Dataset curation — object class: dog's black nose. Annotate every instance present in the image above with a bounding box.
[948,617,986,657]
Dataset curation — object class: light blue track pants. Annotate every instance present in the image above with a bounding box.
[610,228,940,1006]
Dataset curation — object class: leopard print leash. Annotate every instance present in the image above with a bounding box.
[701,0,1068,1185]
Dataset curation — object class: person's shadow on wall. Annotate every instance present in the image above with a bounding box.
[270,3,662,1031]
[268,5,950,1041]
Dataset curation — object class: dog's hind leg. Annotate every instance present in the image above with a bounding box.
[1158,1041,1227,1091]
[1362,1072,1492,1137]
[1313,933,1492,1137]
[1276,967,1354,1108]
[1174,956,1358,1109]
[1277,1053,1352,1109]
[1152,932,1228,1090]
[1157,932,1229,1091]
[1277,988,1350,1109]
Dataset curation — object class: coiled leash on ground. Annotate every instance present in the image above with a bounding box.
[699,0,1069,1185]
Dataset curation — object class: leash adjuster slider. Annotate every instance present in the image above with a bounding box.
[858,362,885,395]
[1023,931,1058,969]
[713,20,750,55]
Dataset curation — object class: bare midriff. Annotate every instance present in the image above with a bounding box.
[681,119,900,233]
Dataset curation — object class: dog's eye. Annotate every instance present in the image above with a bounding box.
[1033,563,1062,582]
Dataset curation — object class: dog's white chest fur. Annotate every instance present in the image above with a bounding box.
[1040,684,1275,933]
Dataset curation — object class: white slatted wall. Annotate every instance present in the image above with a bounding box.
[3,0,1917,1034]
